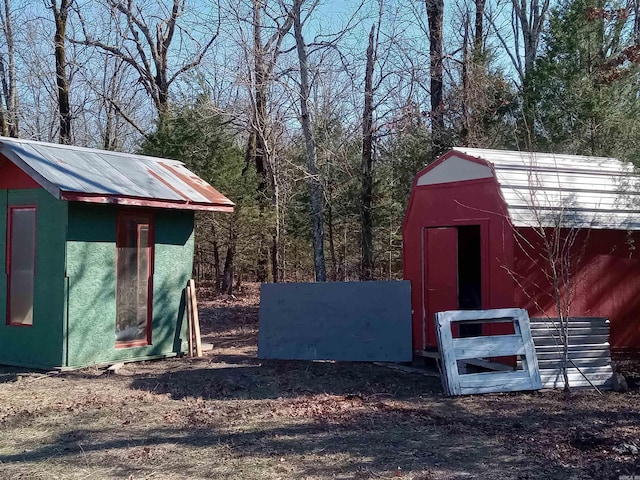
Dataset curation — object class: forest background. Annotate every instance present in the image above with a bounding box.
[1,0,640,290]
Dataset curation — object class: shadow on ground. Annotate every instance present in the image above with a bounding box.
[129,360,443,401]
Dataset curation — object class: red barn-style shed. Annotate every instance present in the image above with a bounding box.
[403,148,640,357]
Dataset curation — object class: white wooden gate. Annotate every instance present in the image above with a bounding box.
[435,308,542,395]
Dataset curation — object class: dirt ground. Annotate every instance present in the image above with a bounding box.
[1,283,639,480]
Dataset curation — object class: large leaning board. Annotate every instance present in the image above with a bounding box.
[258,281,412,361]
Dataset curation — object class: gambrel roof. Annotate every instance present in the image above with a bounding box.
[416,147,640,229]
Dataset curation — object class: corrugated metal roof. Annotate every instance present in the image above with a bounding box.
[0,137,234,212]
[453,148,640,229]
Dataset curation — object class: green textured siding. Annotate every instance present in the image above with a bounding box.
[0,189,67,369]
[66,203,193,368]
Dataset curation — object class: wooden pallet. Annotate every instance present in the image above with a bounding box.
[530,317,613,389]
[435,309,541,395]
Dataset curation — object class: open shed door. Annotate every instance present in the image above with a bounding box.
[423,227,459,347]
[423,225,485,348]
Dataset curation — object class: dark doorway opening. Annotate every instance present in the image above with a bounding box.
[457,225,482,336]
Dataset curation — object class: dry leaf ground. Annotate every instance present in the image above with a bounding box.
[1,283,639,479]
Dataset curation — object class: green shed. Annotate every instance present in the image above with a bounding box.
[0,137,234,369]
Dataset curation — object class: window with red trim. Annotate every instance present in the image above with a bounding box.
[6,206,37,326]
[115,213,153,348]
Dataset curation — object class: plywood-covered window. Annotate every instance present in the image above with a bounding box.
[115,212,153,348]
[6,206,37,326]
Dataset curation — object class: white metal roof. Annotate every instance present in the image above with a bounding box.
[0,137,234,212]
[422,148,640,229]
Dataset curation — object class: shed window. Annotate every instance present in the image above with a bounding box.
[7,206,36,326]
[116,213,153,348]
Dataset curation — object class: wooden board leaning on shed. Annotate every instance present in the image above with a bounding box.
[435,308,542,396]
[530,317,614,389]
[185,280,203,358]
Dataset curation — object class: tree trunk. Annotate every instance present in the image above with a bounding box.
[327,183,337,282]
[360,24,376,280]
[256,203,269,283]
[271,165,280,283]
[461,16,470,144]
[0,56,7,136]
[474,0,485,57]
[221,244,235,295]
[52,0,72,144]
[633,0,640,45]
[252,0,274,283]
[1,0,17,137]
[293,0,326,282]
[221,210,240,295]
[426,0,445,160]
[212,220,222,291]
[511,0,551,145]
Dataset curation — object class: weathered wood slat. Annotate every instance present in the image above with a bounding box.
[530,327,609,336]
[188,279,203,358]
[540,369,614,389]
[531,317,610,326]
[530,321,608,327]
[536,350,611,361]
[453,334,525,359]
[537,358,612,369]
[459,371,537,394]
[535,343,610,353]
[541,372,614,383]
[442,309,523,321]
[532,334,609,346]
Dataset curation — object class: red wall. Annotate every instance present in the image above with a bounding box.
[0,157,40,189]
[513,228,640,354]
[402,175,516,350]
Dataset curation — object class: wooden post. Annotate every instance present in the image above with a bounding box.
[189,279,203,357]
[186,284,194,357]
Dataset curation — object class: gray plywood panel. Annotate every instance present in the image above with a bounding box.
[257,281,412,362]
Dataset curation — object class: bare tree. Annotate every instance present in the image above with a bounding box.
[506,157,598,392]
[246,0,294,283]
[293,0,326,282]
[49,0,72,144]
[0,0,18,136]
[474,0,485,55]
[360,23,377,280]
[425,0,445,159]
[512,0,550,82]
[74,0,220,120]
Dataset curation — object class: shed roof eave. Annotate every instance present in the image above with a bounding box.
[0,136,235,210]
[61,192,235,212]
[0,145,62,199]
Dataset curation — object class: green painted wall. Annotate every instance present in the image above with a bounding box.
[0,189,68,369]
[66,203,193,368]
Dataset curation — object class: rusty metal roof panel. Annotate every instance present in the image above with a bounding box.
[0,137,234,211]
[452,148,640,230]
